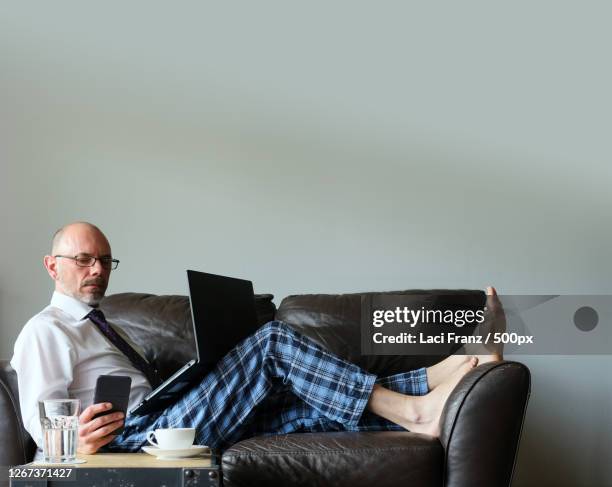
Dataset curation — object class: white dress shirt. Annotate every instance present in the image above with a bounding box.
[10,292,152,449]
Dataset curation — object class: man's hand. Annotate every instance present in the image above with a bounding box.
[77,402,125,454]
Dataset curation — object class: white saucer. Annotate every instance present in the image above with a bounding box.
[142,445,210,460]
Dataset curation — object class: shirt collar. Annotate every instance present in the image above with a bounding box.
[50,291,95,321]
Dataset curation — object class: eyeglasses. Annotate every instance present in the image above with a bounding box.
[54,255,120,270]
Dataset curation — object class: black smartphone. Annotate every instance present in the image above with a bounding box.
[92,375,132,435]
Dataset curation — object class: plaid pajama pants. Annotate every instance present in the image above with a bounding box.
[108,321,429,452]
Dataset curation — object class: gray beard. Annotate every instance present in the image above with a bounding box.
[63,288,104,307]
[81,294,103,306]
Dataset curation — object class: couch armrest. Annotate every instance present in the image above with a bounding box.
[0,361,37,466]
[439,361,531,487]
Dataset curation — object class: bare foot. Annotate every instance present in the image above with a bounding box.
[426,355,476,390]
[401,357,478,436]
[476,286,505,364]
[475,353,502,365]
[462,286,505,363]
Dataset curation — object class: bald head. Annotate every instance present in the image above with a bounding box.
[51,222,110,255]
[45,222,113,306]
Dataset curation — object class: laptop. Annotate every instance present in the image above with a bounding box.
[129,270,260,415]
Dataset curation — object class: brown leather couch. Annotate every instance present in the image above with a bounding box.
[0,290,530,487]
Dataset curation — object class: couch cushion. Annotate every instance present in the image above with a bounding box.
[275,290,485,376]
[222,431,443,487]
[100,292,275,380]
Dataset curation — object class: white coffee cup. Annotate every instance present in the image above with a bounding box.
[146,428,196,449]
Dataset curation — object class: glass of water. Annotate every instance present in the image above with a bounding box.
[39,399,80,463]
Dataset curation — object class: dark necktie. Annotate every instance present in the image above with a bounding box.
[88,308,160,388]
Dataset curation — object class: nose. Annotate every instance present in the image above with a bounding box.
[90,259,106,275]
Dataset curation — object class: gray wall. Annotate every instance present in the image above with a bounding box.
[1,3,610,486]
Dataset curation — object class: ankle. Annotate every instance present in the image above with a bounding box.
[404,395,424,424]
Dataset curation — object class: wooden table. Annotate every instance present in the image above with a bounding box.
[9,452,221,487]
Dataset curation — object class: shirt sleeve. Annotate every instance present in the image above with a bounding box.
[10,317,77,448]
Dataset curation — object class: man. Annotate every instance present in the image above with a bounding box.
[11,222,501,455]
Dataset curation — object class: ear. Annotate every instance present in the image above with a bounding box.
[43,255,59,281]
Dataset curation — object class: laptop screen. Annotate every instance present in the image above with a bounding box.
[186,270,260,369]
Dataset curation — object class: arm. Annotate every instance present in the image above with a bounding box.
[439,361,531,487]
[10,319,76,448]
[11,319,125,454]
